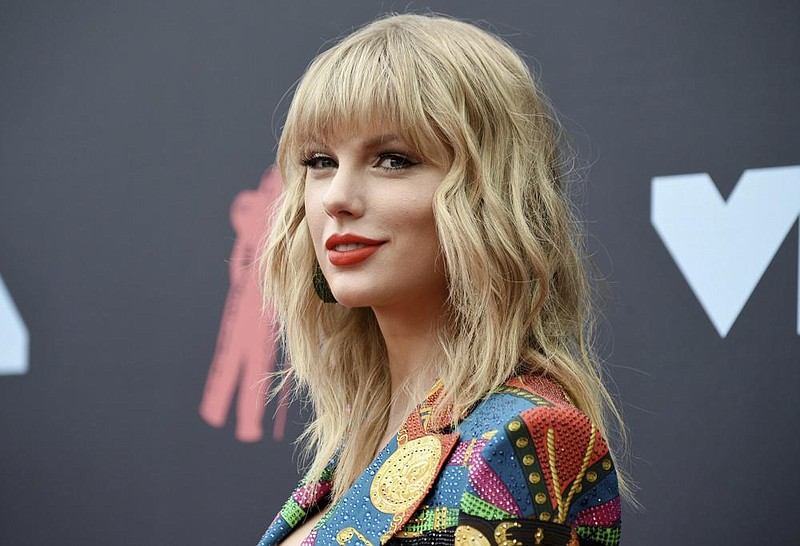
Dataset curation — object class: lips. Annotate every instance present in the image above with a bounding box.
[325,233,386,266]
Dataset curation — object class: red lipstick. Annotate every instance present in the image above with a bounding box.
[325,233,385,266]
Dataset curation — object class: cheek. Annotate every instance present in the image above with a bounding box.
[393,205,440,257]
[406,197,438,242]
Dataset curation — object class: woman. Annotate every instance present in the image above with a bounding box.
[258,13,627,546]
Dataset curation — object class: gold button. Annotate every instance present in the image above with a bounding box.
[534,492,547,504]
[507,420,521,432]
[539,511,551,521]
[515,437,529,448]
[602,459,612,471]
[528,472,541,484]
[586,471,597,482]
[523,454,535,466]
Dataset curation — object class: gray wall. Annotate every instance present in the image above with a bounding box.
[1,1,798,544]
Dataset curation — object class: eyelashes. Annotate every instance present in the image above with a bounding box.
[300,152,420,172]
[376,154,418,170]
[300,154,336,170]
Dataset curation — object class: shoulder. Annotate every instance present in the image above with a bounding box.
[455,375,621,546]
[458,374,579,439]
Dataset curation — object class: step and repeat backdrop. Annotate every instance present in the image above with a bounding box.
[1,1,798,544]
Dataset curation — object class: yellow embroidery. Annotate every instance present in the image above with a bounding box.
[462,439,477,466]
[454,525,491,546]
[383,513,405,542]
[336,527,374,545]
[546,423,597,523]
[370,436,442,514]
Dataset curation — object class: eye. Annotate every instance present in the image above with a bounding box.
[376,153,417,171]
[301,154,337,170]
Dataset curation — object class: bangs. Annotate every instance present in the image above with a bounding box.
[281,26,451,168]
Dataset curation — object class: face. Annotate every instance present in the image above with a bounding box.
[303,129,448,314]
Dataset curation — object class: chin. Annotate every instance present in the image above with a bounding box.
[329,290,375,309]
[330,283,396,309]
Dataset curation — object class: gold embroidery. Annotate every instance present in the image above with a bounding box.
[336,527,374,545]
[454,525,491,545]
[383,512,405,541]
[462,439,477,466]
[370,436,442,514]
[546,423,597,523]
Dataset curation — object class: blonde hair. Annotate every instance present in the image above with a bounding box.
[261,13,631,501]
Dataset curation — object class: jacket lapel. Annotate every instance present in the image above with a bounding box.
[260,381,460,546]
[313,381,460,545]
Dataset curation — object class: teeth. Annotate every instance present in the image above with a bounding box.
[334,243,368,251]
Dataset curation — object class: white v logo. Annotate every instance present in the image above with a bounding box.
[0,273,29,375]
[652,165,800,337]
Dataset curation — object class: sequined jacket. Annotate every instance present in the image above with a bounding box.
[257,375,621,546]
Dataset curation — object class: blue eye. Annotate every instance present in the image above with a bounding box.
[377,154,417,170]
[301,154,337,169]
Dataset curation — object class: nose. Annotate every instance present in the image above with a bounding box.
[322,166,365,218]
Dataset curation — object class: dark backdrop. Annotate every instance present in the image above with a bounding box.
[1,1,798,544]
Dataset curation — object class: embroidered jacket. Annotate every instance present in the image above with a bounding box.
[257,376,621,545]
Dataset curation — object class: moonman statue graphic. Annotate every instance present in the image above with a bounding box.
[199,167,288,442]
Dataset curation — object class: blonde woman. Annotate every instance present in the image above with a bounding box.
[259,14,627,546]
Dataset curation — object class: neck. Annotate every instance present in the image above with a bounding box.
[372,297,445,439]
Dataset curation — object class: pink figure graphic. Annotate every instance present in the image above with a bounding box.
[199,167,290,442]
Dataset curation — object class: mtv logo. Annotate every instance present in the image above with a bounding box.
[652,165,800,338]
[0,274,28,375]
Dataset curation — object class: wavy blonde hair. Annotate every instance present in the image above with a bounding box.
[261,13,631,501]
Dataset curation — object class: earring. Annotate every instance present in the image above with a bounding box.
[313,262,337,303]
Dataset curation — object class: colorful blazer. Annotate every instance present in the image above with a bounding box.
[257,376,621,546]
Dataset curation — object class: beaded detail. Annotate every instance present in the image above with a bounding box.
[256,375,621,545]
[371,436,443,514]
